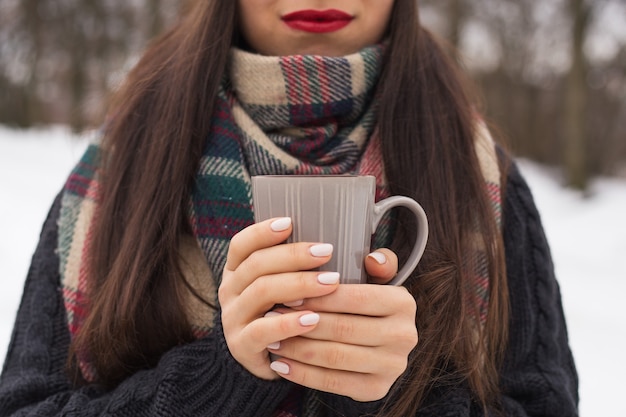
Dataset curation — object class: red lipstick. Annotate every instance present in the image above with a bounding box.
[282,9,353,33]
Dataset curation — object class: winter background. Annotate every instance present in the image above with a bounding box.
[1,125,625,415]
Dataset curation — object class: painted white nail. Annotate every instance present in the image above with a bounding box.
[367,252,387,265]
[318,272,340,285]
[309,244,333,257]
[264,311,282,318]
[267,341,281,350]
[270,217,292,232]
[299,313,320,326]
[284,299,304,307]
[270,361,290,375]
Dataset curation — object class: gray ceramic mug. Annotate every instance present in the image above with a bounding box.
[251,175,428,286]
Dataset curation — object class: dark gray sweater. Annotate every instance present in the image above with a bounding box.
[0,164,578,416]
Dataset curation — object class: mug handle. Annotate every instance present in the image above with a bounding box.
[371,197,429,286]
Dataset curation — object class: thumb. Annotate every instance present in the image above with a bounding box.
[364,248,398,285]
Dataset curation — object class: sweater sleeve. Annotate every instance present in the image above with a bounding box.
[498,163,579,416]
[0,194,293,417]
[310,162,579,417]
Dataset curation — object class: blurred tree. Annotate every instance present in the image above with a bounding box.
[148,0,164,38]
[422,0,625,186]
[564,0,591,190]
[0,0,624,182]
[446,0,465,49]
[587,47,626,177]
[0,0,179,130]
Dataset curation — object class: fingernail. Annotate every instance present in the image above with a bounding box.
[267,341,281,350]
[299,313,320,326]
[317,272,340,285]
[310,244,333,257]
[367,252,387,265]
[264,311,282,318]
[270,217,292,232]
[284,299,304,307]
[270,361,290,375]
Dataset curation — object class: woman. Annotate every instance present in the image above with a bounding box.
[0,0,578,416]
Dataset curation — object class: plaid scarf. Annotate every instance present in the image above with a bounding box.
[58,44,501,415]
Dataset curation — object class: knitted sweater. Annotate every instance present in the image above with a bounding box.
[0,163,578,416]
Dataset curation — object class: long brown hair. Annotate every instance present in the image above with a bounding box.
[70,0,509,413]
[377,1,509,414]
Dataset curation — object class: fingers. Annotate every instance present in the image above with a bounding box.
[222,271,340,325]
[219,217,346,381]
[219,271,341,379]
[298,284,416,317]
[268,358,403,402]
[271,313,417,352]
[228,242,333,296]
[224,217,293,272]
[220,219,413,393]
[296,312,417,347]
[264,286,418,401]
[241,310,321,354]
[365,248,398,284]
[270,339,384,373]
[223,309,322,380]
[221,218,335,298]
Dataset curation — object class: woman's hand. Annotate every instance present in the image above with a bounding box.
[267,283,418,402]
[219,217,342,380]
[220,217,417,401]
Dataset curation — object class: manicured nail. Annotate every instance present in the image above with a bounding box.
[299,313,320,326]
[270,361,290,375]
[267,341,281,350]
[309,244,333,257]
[264,311,282,318]
[270,217,292,232]
[284,299,304,307]
[367,252,387,265]
[317,272,340,285]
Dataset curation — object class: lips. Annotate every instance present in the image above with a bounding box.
[282,9,354,33]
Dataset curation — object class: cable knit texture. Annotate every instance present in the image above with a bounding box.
[0,163,578,416]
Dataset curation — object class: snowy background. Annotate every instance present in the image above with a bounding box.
[1,125,625,415]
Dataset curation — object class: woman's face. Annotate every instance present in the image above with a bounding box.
[237,0,395,56]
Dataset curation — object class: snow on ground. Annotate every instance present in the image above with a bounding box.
[1,126,625,415]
